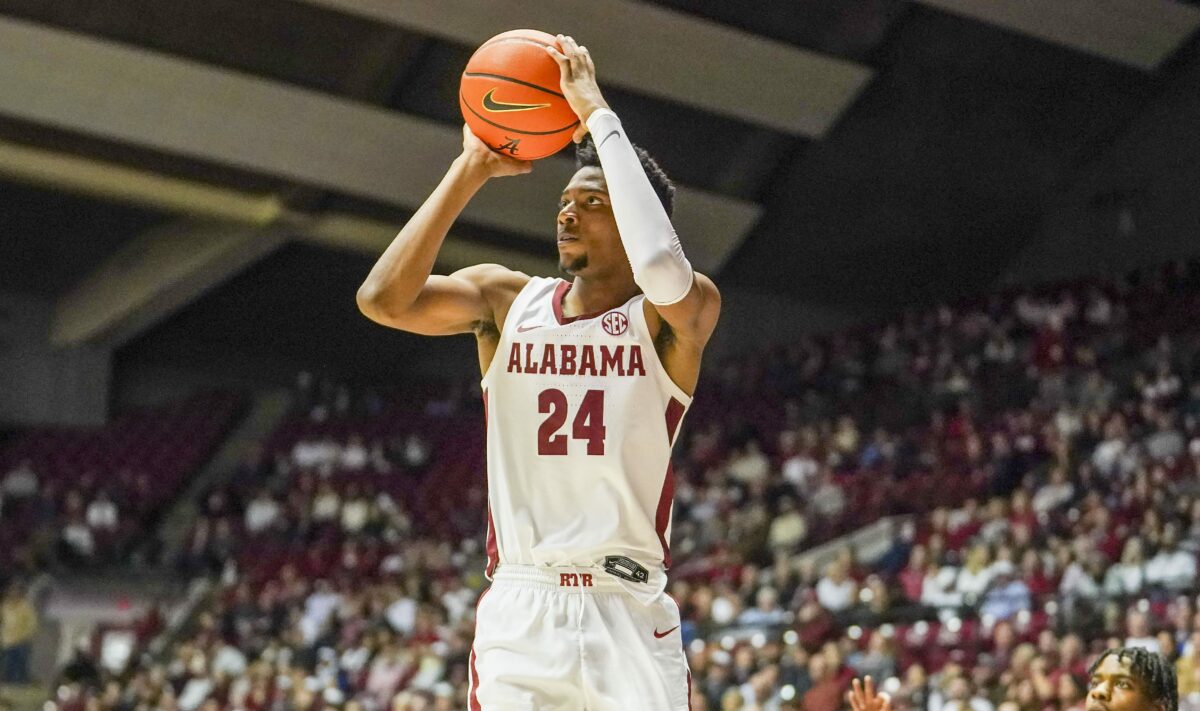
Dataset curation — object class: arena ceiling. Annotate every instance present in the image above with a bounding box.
[1,0,1199,380]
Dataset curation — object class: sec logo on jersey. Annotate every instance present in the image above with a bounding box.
[601,311,629,336]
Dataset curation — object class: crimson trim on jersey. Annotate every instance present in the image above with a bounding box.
[655,398,686,568]
[482,389,499,578]
[552,279,618,325]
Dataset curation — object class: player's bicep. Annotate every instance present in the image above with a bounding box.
[360,271,492,336]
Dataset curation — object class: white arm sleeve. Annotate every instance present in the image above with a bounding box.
[586,108,694,305]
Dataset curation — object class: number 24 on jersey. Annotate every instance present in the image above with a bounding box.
[537,388,606,455]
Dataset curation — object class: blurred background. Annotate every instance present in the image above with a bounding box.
[1,1,1200,710]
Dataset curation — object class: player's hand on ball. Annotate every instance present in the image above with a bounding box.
[461,124,532,177]
[545,34,611,143]
[847,677,892,711]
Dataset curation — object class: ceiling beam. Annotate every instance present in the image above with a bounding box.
[0,16,758,274]
[51,220,289,348]
[297,0,874,137]
[919,0,1200,71]
[0,136,559,302]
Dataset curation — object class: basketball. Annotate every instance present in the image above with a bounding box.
[459,29,579,160]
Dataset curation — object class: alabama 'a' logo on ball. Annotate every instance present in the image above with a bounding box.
[601,311,628,336]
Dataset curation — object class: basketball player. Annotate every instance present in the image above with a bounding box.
[846,647,1178,711]
[357,34,719,710]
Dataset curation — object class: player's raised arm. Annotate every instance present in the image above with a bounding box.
[545,36,721,346]
[356,125,531,336]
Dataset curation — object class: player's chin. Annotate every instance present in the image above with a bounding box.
[558,252,588,275]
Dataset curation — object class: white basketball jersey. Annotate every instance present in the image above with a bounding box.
[479,277,691,581]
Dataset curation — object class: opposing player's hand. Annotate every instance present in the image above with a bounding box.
[847,677,892,711]
[460,124,532,178]
[545,34,610,143]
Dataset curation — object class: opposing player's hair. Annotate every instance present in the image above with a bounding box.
[576,135,675,217]
[1088,647,1178,711]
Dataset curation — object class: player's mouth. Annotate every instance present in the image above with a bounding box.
[557,232,579,244]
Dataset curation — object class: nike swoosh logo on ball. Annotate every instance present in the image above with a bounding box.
[482,88,551,113]
[653,626,679,639]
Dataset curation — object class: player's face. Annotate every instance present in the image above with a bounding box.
[556,166,626,276]
[1087,655,1160,711]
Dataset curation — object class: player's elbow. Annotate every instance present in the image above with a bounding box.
[356,283,391,323]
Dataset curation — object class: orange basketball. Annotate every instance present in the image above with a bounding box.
[460,29,578,161]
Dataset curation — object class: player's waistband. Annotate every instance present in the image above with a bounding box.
[491,564,629,593]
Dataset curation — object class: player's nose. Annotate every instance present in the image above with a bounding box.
[558,206,577,226]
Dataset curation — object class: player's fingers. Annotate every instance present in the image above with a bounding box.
[543,45,571,78]
[578,45,595,76]
[560,35,584,70]
[572,123,588,144]
[865,676,876,700]
[847,691,861,711]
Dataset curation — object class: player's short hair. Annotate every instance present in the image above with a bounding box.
[1088,647,1178,711]
[575,135,675,217]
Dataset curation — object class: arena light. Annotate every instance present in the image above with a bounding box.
[783,630,799,646]
[781,685,796,701]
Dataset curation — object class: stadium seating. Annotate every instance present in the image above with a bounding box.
[36,260,1200,711]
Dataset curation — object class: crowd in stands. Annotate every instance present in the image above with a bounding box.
[22,259,1200,711]
[0,393,242,577]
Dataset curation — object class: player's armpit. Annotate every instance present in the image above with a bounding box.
[357,263,527,337]
[646,271,721,347]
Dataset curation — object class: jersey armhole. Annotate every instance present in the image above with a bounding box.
[632,297,694,406]
[480,277,544,386]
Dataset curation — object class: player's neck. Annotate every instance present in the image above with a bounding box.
[561,276,640,318]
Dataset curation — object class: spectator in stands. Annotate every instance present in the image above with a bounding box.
[811,469,847,522]
[340,485,371,535]
[728,439,770,486]
[767,497,807,555]
[1126,610,1163,654]
[737,586,788,628]
[311,481,340,524]
[340,434,369,471]
[0,460,37,500]
[244,489,282,535]
[803,653,844,711]
[955,544,995,607]
[1106,537,1149,598]
[848,630,896,682]
[1146,524,1198,593]
[816,559,858,614]
[1032,467,1075,515]
[85,490,119,533]
[59,512,96,566]
[0,582,37,684]
[1178,630,1200,709]
[402,432,431,471]
[978,571,1031,622]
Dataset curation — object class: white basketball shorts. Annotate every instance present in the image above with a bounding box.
[468,564,692,710]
